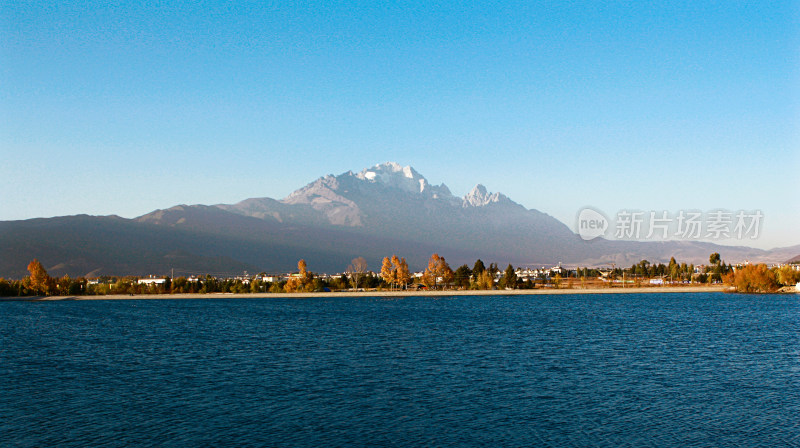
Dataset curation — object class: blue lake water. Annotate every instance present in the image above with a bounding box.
[2,293,799,447]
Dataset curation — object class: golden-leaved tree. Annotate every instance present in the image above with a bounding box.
[394,256,411,290]
[284,259,314,292]
[380,255,412,290]
[380,256,397,289]
[775,265,800,286]
[728,264,778,293]
[475,271,494,290]
[422,253,453,290]
[25,259,52,296]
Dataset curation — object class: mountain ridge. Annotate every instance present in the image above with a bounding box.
[1,162,795,278]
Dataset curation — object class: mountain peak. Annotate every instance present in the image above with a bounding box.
[352,162,456,200]
[463,183,511,207]
[355,162,428,194]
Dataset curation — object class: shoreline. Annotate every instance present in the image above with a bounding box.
[3,285,736,301]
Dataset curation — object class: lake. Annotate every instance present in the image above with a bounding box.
[2,293,798,447]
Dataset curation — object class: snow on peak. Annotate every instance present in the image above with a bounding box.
[463,183,508,207]
[356,162,431,194]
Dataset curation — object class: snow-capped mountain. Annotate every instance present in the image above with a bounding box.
[463,184,513,207]
[220,162,528,228]
[1,162,793,277]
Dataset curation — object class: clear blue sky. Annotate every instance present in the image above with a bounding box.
[2,1,798,249]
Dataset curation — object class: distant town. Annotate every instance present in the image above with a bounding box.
[4,252,799,297]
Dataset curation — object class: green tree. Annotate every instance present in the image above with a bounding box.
[501,264,517,289]
[472,259,486,276]
[338,274,350,290]
[0,278,12,296]
[637,260,650,278]
[453,265,472,288]
[56,275,73,296]
[668,257,679,282]
[709,252,721,266]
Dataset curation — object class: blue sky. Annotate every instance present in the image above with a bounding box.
[2,1,798,249]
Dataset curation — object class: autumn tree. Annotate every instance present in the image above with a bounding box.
[728,264,778,293]
[776,265,800,286]
[347,257,368,290]
[284,276,302,293]
[395,257,411,290]
[25,259,51,296]
[250,277,261,293]
[475,270,494,290]
[285,259,314,292]
[380,256,397,289]
[441,263,454,287]
[422,253,453,290]
[421,255,434,289]
[298,259,313,288]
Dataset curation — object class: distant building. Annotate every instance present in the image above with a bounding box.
[137,277,167,285]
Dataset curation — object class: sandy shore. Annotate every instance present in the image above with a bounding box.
[6,285,734,301]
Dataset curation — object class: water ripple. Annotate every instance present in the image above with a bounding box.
[1,293,799,447]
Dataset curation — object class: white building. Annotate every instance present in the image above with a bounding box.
[137,277,167,285]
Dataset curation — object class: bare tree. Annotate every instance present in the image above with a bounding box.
[347,257,368,290]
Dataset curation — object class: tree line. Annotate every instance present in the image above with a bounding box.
[2,253,798,297]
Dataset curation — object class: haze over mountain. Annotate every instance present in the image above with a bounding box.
[1,162,794,278]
